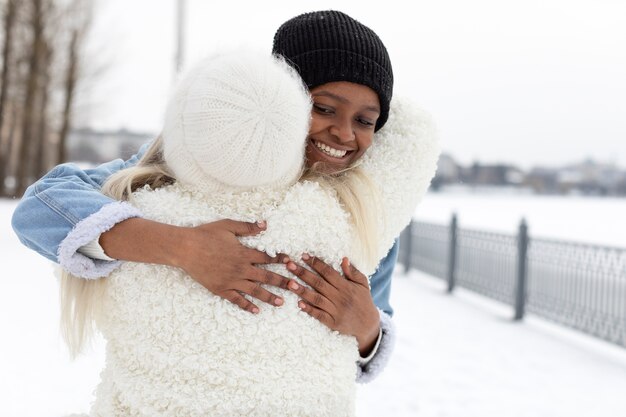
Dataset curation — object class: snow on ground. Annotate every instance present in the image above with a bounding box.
[2,199,626,417]
[357,273,626,417]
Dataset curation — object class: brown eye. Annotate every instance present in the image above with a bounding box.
[357,117,375,127]
[313,104,334,114]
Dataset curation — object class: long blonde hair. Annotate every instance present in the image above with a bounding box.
[301,162,382,272]
[59,136,381,358]
[59,137,173,358]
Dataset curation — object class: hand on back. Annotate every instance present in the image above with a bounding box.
[174,219,289,313]
[285,255,381,355]
[101,218,289,313]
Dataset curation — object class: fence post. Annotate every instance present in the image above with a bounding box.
[514,218,529,320]
[447,213,458,293]
[403,221,414,274]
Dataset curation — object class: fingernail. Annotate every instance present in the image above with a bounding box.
[301,253,310,261]
[282,256,290,264]
[256,220,266,228]
[288,281,299,291]
[286,262,296,271]
[298,301,306,309]
[252,307,260,314]
[274,298,283,306]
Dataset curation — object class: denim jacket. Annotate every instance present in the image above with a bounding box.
[11,142,398,316]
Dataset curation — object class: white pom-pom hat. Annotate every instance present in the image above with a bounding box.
[163,50,312,191]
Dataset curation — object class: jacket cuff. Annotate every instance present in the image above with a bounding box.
[356,309,396,384]
[357,326,383,365]
[79,239,117,261]
[57,201,142,279]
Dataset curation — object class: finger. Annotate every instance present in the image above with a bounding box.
[286,278,336,314]
[276,253,291,264]
[222,290,259,314]
[341,257,369,287]
[300,254,342,289]
[221,219,267,237]
[249,266,291,290]
[286,261,337,298]
[243,248,290,265]
[297,300,335,329]
[240,280,284,307]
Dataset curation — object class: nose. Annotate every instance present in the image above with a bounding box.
[329,117,355,143]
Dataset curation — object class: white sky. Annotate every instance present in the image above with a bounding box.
[81,0,626,169]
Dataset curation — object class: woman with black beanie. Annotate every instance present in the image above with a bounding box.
[11,10,440,414]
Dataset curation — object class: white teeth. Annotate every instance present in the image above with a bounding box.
[314,141,348,158]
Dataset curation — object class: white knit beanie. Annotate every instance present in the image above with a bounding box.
[162,50,311,191]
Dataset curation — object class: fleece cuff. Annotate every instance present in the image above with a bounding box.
[57,201,142,279]
[356,309,396,384]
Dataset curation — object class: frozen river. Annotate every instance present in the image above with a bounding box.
[414,189,626,248]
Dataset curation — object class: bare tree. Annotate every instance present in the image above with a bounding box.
[33,37,52,179]
[57,27,78,165]
[0,0,18,196]
[57,0,92,166]
[15,0,46,196]
[0,0,95,197]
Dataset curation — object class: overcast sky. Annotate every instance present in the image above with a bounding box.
[81,0,626,169]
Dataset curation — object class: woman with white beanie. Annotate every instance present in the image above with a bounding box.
[51,47,436,417]
[62,47,438,416]
[12,10,440,415]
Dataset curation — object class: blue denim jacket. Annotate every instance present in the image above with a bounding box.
[11,143,398,316]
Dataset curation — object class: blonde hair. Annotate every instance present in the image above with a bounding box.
[59,137,174,358]
[59,137,381,358]
[301,162,382,272]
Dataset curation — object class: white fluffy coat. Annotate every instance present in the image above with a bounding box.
[90,97,440,417]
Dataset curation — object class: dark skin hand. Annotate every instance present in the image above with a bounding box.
[100,218,289,313]
[285,254,381,356]
[101,218,381,354]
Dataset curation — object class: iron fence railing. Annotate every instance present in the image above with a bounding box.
[400,215,626,348]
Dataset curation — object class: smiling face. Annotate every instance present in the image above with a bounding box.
[305,81,381,173]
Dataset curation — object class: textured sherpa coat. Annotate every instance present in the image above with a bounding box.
[89,97,440,417]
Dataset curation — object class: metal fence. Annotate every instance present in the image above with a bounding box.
[399,215,626,348]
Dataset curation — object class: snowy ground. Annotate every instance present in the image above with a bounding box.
[357,274,626,417]
[2,198,626,417]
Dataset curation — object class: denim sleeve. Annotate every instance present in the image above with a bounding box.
[369,238,399,317]
[11,143,150,275]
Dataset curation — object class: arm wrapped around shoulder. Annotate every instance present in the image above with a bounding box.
[360,96,441,257]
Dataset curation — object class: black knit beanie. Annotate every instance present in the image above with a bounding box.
[272,10,393,131]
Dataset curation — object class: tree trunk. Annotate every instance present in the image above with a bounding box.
[0,0,18,196]
[15,0,44,197]
[57,28,78,166]
[33,39,52,179]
